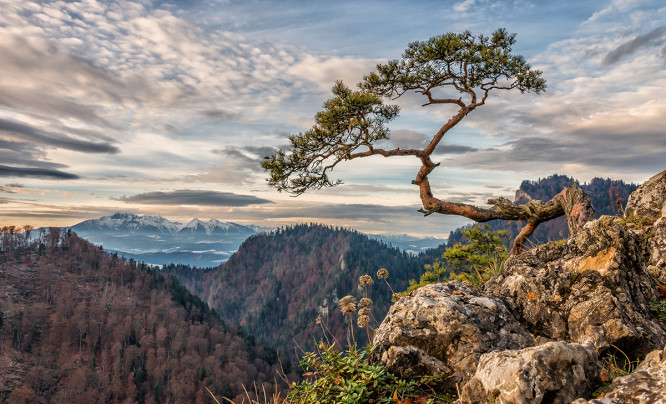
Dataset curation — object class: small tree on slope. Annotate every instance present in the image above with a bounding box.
[263,29,594,255]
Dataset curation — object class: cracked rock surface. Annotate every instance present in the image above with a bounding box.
[462,341,599,404]
[484,216,665,358]
[370,281,534,387]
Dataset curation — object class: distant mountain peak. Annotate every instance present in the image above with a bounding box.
[177,217,252,234]
[72,212,261,238]
[73,212,181,234]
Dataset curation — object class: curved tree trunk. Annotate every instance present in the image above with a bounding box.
[416,180,595,255]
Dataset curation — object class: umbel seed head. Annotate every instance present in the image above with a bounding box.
[357,315,370,328]
[339,295,357,314]
[359,297,373,307]
[359,274,373,286]
[377,268,389,279]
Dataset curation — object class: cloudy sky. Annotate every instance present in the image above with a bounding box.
[0,0,664,237]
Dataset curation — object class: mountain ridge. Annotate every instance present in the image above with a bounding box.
[163,223,448,360]
[72,212,261,235]
[70,213,448,267]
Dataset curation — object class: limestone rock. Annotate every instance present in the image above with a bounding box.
[378,345,451,376]
[370,282,535,386]
[644,205,666,283]
[624,170,666,222]
[484,216,665,358]
[461,341,599,404]
[622,169,666,282]
[573,346,666,404]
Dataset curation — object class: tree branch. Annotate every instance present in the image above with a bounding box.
[415,179,595,255]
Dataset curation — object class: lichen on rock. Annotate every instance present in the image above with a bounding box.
[484,215,665,358]
[462,341,599,404]
[624,170,666,223]
[623,170,666,284]
[370,281,535,387]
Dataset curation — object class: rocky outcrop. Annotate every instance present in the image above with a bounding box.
[370,282,534,386]
[647,211,666,283]
[371,171,666,403]
[624,170,666,222]
[573,345,666,404]
[624,170,666,283]
[462,341,599,404]
[484,216,665,358]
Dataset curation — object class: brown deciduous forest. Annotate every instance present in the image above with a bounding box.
[163,224,447,359]
[0,229,288,403]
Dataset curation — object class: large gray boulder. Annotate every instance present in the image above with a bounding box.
[484,216,666,358]
[370,282,535,387]
[462,341,599,404]
[369,171,666,403]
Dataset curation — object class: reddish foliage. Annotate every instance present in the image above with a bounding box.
[0,233,286,403]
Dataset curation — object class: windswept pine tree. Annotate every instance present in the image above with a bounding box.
[263,29,598,255]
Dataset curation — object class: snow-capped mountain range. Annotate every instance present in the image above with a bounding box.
[179,218,258,235]
[69,212,446,267]
[72,212,261,235]
[69,213,268,267]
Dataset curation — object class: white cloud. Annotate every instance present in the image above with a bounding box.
[453,0,476,13]
[286,54,378,93]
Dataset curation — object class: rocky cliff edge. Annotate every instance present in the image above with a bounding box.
[371,169,666,404]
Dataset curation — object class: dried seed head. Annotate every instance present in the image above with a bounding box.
[358,307,370,316]
[377,268,389,279]
[338,295,357,314]
[359,297,373,307]
[391,293,401,303]
[357,315,370,328]
[359,275,374,286]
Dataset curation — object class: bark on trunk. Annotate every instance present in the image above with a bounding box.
[417,181,595,255]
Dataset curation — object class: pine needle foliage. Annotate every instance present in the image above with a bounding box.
[406,225,508,293]
[263,29,545,197]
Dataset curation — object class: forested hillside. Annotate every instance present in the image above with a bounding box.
[0,229,287,403]
[448,175,638,247]
[163,224,445,356]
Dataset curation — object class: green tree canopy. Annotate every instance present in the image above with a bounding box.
[263,29,594,255]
